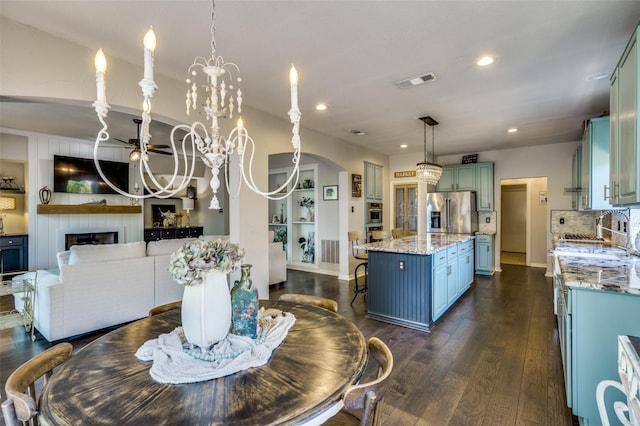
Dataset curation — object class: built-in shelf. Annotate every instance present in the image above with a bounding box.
[37,204,142,215]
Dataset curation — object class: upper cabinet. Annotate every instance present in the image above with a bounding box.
[436,164,475,192]
[435,162,494,212]
[581,116,612,210]
[610,22,640,206]
[364,162,383,201]
[572,146,582,210]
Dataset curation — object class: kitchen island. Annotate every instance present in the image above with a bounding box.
[553,243,640,425]
[356,234,475,332]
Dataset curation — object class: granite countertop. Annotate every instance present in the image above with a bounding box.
[554,242,640,296]
[475,231,496,235]
[355,234,475,256]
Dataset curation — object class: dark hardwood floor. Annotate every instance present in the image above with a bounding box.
[1,264,575,425]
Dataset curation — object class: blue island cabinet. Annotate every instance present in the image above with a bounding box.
[366,251,432,332]
[366,240,474,332]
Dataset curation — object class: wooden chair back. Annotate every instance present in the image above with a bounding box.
[328,337,393,426]
[348,231,368,261]
[370,230,391,242]
[148,300,182,317]
[347,337,394,425]
[2,342,73,426]
[278,293,338,313]
[391,228,405,239]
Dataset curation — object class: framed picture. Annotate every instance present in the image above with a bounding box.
[152,204,176,227]
[351,174,362,198]
[323,185,338,201]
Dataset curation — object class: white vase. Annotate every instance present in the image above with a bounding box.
[181,269,231,349]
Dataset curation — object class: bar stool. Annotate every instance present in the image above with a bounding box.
[370,230,391,242]
[348,231,368,306]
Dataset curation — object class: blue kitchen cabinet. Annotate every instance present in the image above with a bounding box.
[610,22,640,205]
[572,146,582,210]
[435,164,475,192]
[446,245,459,305]
[567,288,640,424]
[431,250,449,321]
[457,239,474,295]
[435,166,455,192]
[436,162,494,212]
[432,240,474,322]
[581,116,612,210]
[475,233,494,275]
[364,161,383,201]
[475,163,494,211]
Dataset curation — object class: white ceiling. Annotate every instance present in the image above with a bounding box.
[1,1,640,158]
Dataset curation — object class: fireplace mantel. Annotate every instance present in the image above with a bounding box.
[37,205,142,215]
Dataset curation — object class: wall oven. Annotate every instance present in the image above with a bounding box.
[367,202,382,223]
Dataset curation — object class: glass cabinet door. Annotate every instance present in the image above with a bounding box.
[394,184,417,235]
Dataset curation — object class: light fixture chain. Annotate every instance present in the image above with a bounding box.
[423,121,428,162]
[431,125,435,162]
[210,0,217,59]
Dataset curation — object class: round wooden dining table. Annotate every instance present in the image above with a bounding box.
[40,300,367,425]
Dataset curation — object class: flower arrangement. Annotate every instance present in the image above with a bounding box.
[299,197,314,208]
[169,239,245,286]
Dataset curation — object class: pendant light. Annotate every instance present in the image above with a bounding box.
[415,116,442,185]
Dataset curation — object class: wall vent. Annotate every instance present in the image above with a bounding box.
[395,72,438,89]
[321,239,340,264]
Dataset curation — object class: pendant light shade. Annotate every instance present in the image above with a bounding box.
[416,116,442,185]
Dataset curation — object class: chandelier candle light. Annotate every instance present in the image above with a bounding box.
[415,116,443,185]
[92,0,302,209]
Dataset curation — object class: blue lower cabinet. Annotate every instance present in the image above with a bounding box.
[432,251,448,321]
[568,288,640,424]
[475,234,494,275]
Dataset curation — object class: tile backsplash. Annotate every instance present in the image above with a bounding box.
[551,208,640,250]
[479,211,497,233]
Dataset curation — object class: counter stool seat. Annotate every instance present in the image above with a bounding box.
[348,232,368,306]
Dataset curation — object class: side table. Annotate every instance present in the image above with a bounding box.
[0,272,36,341]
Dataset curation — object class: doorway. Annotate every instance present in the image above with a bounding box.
[501,184,527,265]
[499,177,548,268]
[393,184,418,236]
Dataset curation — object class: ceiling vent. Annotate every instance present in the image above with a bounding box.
[395,72,438,89]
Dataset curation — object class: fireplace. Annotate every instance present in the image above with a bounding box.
[65,231,118,250]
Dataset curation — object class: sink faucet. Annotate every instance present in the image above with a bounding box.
[596,209,632,251]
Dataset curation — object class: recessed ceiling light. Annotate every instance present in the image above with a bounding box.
[400,144,408,148]
[589,72,610,81]
[477,56,495,66]
[315,103,327,111]
[349,129,366,136]
[507,128,518,133]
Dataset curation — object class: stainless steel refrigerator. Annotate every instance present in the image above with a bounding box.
[426,191,478,234]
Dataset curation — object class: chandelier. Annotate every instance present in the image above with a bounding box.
[415,116,442,185]
[92,0,301,209]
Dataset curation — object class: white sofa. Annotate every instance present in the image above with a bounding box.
[15,242,155,341]
[14,234,284,341]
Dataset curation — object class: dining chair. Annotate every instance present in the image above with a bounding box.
[278,293,338,313]
[2,342,73,426]
[370,230,391,242]
[348,231,368,306]
[148,300,182,317]
[324,337,394,426]
[391,228,405,239]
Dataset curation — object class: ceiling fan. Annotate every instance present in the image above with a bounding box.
[115,118,172,160]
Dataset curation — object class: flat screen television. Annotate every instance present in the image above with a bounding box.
[53,155,129,194]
